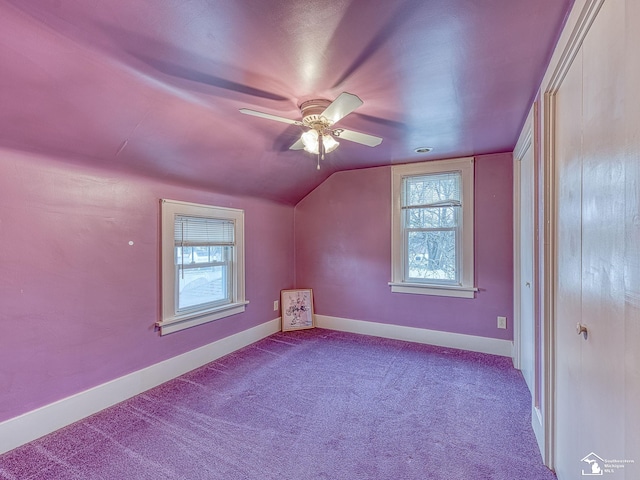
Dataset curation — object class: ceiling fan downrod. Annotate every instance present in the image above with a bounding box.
[317,133,324,170]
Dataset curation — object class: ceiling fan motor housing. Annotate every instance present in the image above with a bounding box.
[300,99,333,130]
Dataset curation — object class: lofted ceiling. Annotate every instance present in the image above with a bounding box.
[0,0,572,204]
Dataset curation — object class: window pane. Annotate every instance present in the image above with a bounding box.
[407,231,457,282]
[209,246,224,262]
[177,264,229,310]
[176,246,195,264]
[405,206,457,228]
[192,246,209,263]
[175,246,227,265]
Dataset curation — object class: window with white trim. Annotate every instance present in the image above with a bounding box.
[390,157,476,298]
[158,199,247,335]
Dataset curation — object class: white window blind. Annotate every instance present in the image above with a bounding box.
[174,216,235,247]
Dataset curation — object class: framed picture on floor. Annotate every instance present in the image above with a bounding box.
[280,289,315,331]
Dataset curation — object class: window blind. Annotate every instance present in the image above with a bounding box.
[174,215,235,247]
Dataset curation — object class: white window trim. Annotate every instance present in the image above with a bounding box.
[158,199,248,335]
[390,157,477,298]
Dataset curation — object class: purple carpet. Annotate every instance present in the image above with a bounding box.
[0,329,556,479]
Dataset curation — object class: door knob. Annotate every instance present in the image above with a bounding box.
[576,323,588,340]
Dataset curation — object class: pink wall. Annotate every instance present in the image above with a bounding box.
[0,148,513,423]
[294,153,514,340]
[0,149,294,422]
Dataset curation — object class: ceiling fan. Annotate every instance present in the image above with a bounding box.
[239,92,383,169]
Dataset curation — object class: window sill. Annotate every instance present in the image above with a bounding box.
[388,282,477,299]
[157,301,249,335]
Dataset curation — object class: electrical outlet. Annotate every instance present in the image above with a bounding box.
[273,300,279,311]
[497,316,507,329]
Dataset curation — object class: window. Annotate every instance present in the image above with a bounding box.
[390,157,476,298]
[158,199,247,335]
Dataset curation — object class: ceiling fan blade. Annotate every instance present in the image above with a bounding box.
[333,128,383,147]
[289,138,305,150]
[239,109,302,125]
[321,92,363,125]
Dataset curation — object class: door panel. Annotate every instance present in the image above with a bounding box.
[623,0,640,461]
[519,140,535,395]
[554,1,639,478]
[580,0,626,459]
[554,49,584,480]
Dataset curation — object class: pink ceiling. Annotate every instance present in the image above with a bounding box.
[0,0,571,204]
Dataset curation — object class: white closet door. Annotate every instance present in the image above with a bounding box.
[553,1,639,478]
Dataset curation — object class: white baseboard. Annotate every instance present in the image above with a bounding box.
[532,405,546,464]
[0,318,281,455]
[0,315,512,454]
[316,315,513,357]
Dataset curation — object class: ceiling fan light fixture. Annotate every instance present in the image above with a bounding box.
[301,129,319,153]
[301,130,340,155]
[322,134,339,153]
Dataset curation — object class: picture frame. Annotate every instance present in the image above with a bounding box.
[280,289,315,331]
